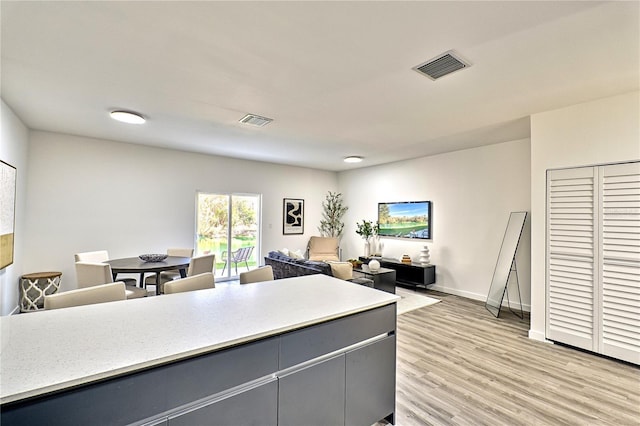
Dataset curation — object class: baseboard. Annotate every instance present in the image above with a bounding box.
[528,329,550,343]
[427,284,531,313]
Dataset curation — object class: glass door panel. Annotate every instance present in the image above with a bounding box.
[197,192,260,281]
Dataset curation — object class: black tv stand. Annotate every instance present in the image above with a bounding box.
[360,257,435,289]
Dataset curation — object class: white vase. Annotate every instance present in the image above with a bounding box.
[363,240,370,257]
[369,259,380,272]
[419,245,431,265]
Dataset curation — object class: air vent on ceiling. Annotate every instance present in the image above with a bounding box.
[413,50,471,80]
[239,114,273,127]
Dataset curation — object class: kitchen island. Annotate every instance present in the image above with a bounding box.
[1,275,399,425]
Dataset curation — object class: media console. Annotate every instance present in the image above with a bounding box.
[360,257,436,289]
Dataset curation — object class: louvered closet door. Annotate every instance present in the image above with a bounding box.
[546,167,598,351]
[599,162,640,364]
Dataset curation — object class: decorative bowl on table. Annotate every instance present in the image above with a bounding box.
[139,254,168,262]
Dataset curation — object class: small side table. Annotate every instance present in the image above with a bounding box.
[20,271,62,312]
[353,265,396,294]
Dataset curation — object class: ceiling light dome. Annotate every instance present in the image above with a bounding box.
[343,156,363,163]
[110,110,146,124]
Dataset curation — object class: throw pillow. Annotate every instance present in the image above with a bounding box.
[278,248,290,256]
[289,249,304,259]
[327,262,353,280]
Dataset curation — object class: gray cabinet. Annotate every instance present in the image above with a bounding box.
[278,355,346,426]
[346,335,396,426]
[168,379,277,426]
[1,304,397,426]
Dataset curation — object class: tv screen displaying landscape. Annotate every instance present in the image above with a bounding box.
[378,201,431,239]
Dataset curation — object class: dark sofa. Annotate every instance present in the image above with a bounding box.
[264,251,332,279]
[264,251,373,287]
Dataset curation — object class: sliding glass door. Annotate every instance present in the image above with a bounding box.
[196,192,261,281]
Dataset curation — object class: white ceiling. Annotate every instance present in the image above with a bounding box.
[2,1,638,171]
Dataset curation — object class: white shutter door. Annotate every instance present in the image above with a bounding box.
[546,167,597,351]
[599,162,640,365]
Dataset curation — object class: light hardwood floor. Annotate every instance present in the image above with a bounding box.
[393,288,640,426]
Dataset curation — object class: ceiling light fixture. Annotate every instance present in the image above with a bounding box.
[343,156,364,163]
[110,110,146,124]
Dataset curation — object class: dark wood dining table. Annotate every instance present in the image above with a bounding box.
[106,256,191,295]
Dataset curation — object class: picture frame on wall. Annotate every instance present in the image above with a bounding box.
[1,160,17,269]
[283,198,304,235]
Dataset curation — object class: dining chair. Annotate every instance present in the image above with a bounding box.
[164,272,215,294]
[221,246,254,275]
[75,262,147,299]
[44,282,127,310]
[146,254,216,294]
[239,265,274,284]
[74,250,138,287]
[143,247,195,288]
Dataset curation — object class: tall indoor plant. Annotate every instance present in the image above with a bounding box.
[318,191,348,239]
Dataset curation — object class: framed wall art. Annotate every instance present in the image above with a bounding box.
[283,198,304,235]
[1,160,17,269]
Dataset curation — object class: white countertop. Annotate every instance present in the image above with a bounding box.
[0,275,398,404]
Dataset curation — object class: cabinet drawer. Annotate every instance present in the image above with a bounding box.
[168,379,277,426]
[279,304,396,369]
[165,337,279,408]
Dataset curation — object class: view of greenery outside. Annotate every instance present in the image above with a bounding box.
[197,193,259,276]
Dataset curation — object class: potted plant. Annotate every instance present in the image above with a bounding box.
[318,192,348,239]
[355,220,377,257]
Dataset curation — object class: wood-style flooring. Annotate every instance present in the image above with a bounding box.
[393,288,640,426]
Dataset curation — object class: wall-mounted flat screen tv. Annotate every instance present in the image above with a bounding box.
[378,201,432,239]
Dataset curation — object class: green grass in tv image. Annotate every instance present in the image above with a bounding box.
[379,223,428,238]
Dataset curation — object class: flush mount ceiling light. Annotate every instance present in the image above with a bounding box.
[239,114,273,127]
[344,156,364,163]
[110,110,146,124]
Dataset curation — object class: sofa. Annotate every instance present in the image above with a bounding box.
[264,251,373,286]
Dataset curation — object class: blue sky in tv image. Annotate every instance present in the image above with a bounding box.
[378,201,431,239]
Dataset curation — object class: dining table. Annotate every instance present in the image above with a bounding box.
[106,256,191,295]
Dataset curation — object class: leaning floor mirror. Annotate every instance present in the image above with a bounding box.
[485,211,527,318]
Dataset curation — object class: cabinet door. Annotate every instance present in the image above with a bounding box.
[546,167,598,351]
[278,354,345,426]
[345,335,396,426]
[168,379,277,426]
[599,162,640,364]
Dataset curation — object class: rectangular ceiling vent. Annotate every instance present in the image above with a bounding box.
[239,114,273,127]
[413,50,471,81]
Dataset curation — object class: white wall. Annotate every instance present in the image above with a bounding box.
[23,131,337,293]
[529,91,640,341]
[338,138,532,308]
[0,99,29,315]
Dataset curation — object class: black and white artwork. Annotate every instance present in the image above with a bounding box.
[283,198,304,235]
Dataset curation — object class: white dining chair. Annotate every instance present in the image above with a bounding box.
[44,282,127,310]
[143,247,195,288]
[239,265,274,284]
[164,273,215,294]
[75,262,147,299]
[146,254,216,294]
[74,250,138,287]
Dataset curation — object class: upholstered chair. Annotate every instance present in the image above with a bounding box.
[143,247,195,287]
[164,272,215,294]
[307,237,340,261]
[44,282,126,310]
[74,250,137,287]
[239,265,274,284]
[146,254,216,294]
[75,262,147,299]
